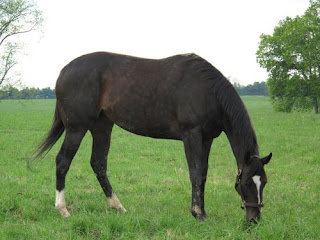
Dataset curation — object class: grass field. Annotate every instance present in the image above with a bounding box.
[0,97,319,239]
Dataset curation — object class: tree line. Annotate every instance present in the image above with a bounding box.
[233,81,268,96]
[0,82,268,100]
[0,86,55,99]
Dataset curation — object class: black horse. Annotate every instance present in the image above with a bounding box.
[36,52,272,222]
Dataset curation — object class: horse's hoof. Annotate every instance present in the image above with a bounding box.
[56,206,70,218]
[118,206,127,214]
[196,214,206,221]
[191,205,206,221]
[107,193,126,214]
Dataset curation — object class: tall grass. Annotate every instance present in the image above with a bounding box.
[0,97,319,239]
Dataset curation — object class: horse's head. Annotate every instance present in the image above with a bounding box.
[235,153,272,223]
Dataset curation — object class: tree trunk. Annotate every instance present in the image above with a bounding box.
[314,98,319,114]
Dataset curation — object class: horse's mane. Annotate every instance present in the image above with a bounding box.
[185,54,258,156]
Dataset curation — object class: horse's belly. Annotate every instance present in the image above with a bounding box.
[103,108,181,140]
[116,120,181,140]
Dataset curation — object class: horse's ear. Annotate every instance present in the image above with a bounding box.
[261,153,272,165]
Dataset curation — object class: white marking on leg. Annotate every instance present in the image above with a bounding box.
[252,175,261,204]
[107,193,126,213]
[55,190,70,217]
[192,205,202,215]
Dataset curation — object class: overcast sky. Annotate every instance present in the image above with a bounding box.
[18,0,309,88]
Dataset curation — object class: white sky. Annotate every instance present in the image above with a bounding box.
[18,0,309,88]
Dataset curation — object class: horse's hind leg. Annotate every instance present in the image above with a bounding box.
[89,115,126,214]
[55,129,86,217]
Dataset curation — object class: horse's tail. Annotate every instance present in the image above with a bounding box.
[34,104,65,159]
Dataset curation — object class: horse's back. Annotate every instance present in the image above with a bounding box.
[55,52,223,139]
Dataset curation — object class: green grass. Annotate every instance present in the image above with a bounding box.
[0,97,319,239]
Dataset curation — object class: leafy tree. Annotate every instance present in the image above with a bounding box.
[256,0,320,113]
[0,0,42,88]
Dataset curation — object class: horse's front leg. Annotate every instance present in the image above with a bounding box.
[183,128,211,221]
[199,138,213,218]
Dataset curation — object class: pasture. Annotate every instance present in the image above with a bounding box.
[0,97,319,239]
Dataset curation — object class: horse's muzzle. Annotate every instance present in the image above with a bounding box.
[246,207,261,223]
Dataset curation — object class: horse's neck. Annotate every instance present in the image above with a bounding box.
[223,121,258,169]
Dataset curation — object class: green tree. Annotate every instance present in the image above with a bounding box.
[256,0,320,113]
[0,0,42,88]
